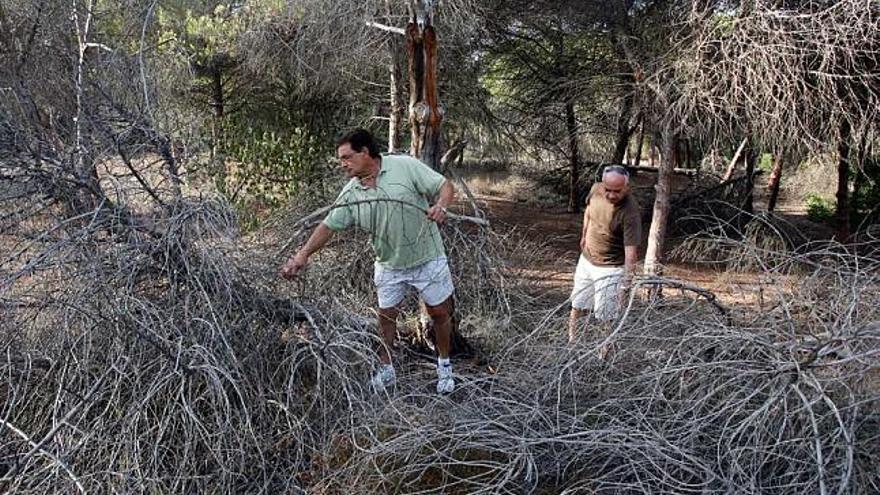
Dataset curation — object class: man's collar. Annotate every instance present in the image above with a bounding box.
[353,158,386,189]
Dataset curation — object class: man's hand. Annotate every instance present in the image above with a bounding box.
[280,252,309,279]
[618,277,632,306]
[618,271,635,306]
[426,205,448,224]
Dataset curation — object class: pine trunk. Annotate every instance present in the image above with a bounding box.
[644,128,677,276]
[836,120,852,241]
[743,145,757,215]
[611,94,634,164]
[386,1,404,153]
[565,101,580,213]
[766,153,784,212]
[631,119,645,167]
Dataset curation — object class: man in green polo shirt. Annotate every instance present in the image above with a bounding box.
[280,128,457,394]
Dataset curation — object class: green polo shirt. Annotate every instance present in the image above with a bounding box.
[322,154,447,269]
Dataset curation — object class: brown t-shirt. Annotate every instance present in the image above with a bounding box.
[583,183,642,266]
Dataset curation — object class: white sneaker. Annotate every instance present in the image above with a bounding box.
[370,364,396,393]
[436,362,455,394]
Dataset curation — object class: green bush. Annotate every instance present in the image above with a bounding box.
[758,153,774,173]
[805,193,835,223]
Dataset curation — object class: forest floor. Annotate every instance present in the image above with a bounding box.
[455,167,836,311]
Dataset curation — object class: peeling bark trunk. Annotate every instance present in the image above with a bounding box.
[565,101,580,213]
[766,152,784,212]
[406,21,443,170]
[644,125,677,276]
[836,120,852,241]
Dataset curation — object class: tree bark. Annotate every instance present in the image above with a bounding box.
[684,139,693,169]
[440,138,467,170]
[851,126,870,228]
[722,138,747,181]
[766,152,784,212]
[565,101,580,213]
[406,21,443,170]
[631,118,645,167]
[836,119,852,240]
[209,65,224,161]
[386,0,404,153]
[742,145,757,215]
[611,93,634,164]
[644,125,677,276]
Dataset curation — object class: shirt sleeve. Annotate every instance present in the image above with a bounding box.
[407,158,447,197]
[322,188,354,231]
[623,202,642,247]
[585,183,601,206]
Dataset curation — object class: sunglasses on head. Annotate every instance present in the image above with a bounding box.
[603,165,629,177]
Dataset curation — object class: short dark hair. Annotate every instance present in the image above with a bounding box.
[336,128,382,159]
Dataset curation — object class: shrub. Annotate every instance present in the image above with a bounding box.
[805,192,835,222]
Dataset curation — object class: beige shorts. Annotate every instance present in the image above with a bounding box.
[374,256,454,309]
[570,254,625,320]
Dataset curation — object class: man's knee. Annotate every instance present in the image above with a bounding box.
[377,307,399,323]
[425,298,452,322]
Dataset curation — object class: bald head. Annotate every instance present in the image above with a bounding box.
[601,171,629,205]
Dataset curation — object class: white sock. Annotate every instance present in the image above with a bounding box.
[438,357,451,368]
[380,363,394,371]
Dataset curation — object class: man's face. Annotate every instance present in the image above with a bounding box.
[602,173,628,205]
[337,143,372,178]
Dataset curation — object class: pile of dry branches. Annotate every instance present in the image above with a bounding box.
[2,180,879,493]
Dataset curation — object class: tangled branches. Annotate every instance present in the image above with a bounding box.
[654,0,880,151]
[2,171,879,493]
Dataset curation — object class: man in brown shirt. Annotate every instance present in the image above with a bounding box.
[569,165,642,344]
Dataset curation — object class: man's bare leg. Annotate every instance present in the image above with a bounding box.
[426,297,454,393]
[376,306,400,364]
[568,308,589,343]
[425,297,452,359]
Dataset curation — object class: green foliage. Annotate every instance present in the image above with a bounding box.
[805,193,835,223]
[758,153,774,173]
[852,157,880,227]
[220,120,331,209]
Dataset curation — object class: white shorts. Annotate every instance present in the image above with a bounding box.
[570,254,625,320]
[374,256,454,309]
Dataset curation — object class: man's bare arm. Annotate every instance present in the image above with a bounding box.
[623,245,638,275]
[426,180,456,223]
[579,206,590,253]
[279,223,334,279]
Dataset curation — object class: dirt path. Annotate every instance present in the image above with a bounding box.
[470,193,811,310]
[474,196,581,294]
